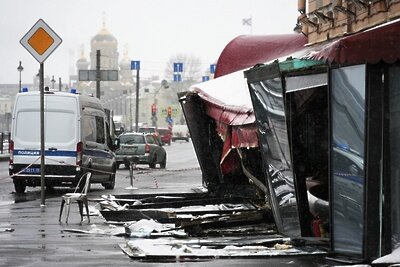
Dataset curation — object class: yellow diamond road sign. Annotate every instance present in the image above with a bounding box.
[20,19,62,63]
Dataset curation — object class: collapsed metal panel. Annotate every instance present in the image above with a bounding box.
[245,62,301,237]
[177,91,224,192]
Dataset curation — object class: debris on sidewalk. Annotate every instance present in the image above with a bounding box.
[124,219,186,238]
[0,226,14,233]
[63,224,125,236]
[119,236,327,260]
[89,192,329,261]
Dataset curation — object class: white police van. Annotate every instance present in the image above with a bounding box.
[9,89,117,193]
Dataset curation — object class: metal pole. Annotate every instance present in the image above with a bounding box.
[51,75,55,89]
[129,89,133,132]
[154,90,158,129]
[39,62,46,207]
[135,69,140,132]
[17,61,23,93]
[96,50,101,99]
[19,71,22,92]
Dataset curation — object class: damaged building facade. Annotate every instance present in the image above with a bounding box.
[179,0,400,264]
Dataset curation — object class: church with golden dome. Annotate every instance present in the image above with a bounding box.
[72,21,133,96]
[70,20,179,129]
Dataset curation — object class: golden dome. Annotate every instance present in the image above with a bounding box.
[91,21,117,45]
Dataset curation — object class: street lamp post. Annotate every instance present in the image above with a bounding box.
[58,77,62,91]
[17,61,23,92]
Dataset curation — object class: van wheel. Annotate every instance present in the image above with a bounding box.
[104,167,116,189]
[14,180,26,194]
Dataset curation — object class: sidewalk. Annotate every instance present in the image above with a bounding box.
[0,167,204,266]
[0,168,332,267]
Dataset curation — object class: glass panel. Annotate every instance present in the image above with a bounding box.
[82,115,96,142]
[249,77,301,237]
[389,66,400,250]
[146,135,155,144]
[120,135,144,144]
[331,65,366,255]
[95,116,105,144]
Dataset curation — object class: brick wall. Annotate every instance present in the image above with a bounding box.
[299,0,400,44]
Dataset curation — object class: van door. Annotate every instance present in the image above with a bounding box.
[12,94,78,175]
[81,113,113,181]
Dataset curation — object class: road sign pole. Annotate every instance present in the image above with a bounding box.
[20,19,62,208]
[39,62,46,207]
[135,69,140,132]
[96,50,101,99]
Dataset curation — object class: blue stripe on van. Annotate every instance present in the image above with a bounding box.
[14,150,77,157]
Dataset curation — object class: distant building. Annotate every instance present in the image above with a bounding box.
[70,20,179,129]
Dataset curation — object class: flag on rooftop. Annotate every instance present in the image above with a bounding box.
[242,17,252,26]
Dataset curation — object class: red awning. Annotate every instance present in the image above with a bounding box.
[214,34,307,78]
[189,71,258,174]
[305,19,400,64]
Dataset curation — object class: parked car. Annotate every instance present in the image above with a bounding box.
[115,132,167,169]
[138,126,157,135]
[157,127,172,145]
[172,124,190,142]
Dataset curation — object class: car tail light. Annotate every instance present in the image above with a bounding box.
[76,142,83,166]
[9,140,14,165]
[145,143,150,153]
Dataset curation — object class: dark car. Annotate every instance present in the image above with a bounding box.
[115,132,167,169]
[158,127,172,145]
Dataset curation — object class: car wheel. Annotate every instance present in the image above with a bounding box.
[14,179,26,194]
[160,156,166,169]
[149,155,157,168]
[103,167,116,189]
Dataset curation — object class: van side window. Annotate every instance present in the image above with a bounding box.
[95,116,105,144]
[82,115,96,142]
[82,115,105,144]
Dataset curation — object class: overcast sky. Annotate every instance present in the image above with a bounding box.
[0,0,298,85]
